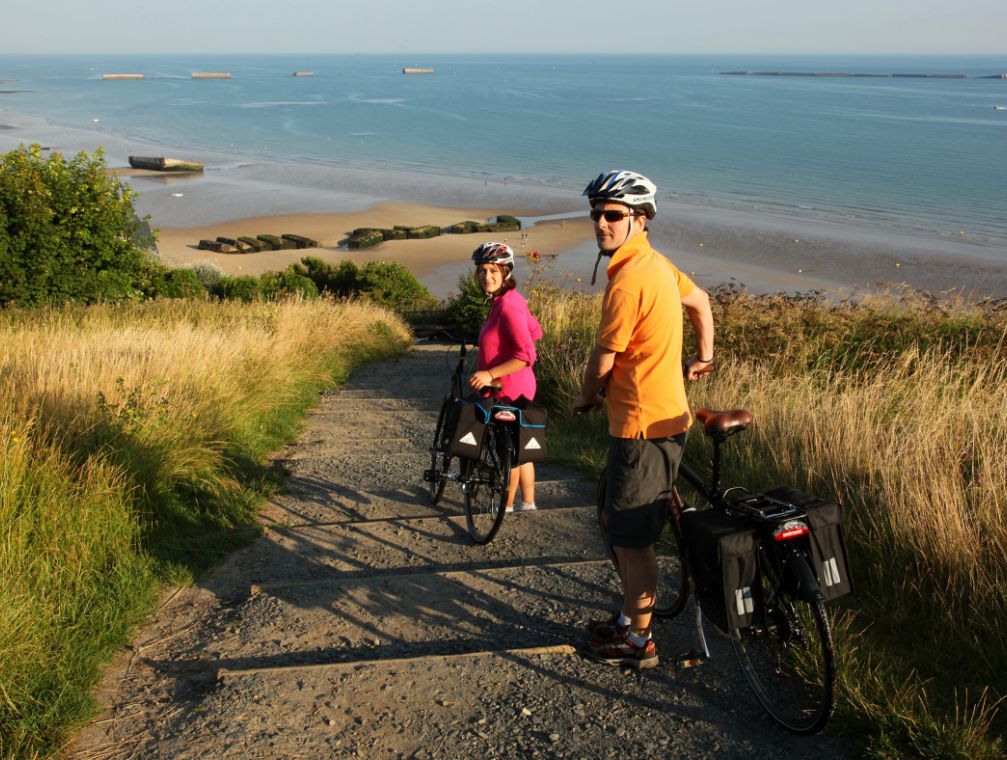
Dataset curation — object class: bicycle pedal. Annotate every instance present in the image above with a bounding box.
[675,650,707,669]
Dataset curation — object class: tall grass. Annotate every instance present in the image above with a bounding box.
[0,297,410,759]
[531,284,1007,757]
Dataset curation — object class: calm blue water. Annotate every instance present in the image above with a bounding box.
[2,53,1006,246]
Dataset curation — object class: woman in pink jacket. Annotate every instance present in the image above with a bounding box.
[466,242,543,512]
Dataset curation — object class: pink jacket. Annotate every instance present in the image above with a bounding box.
[478,289,542,403]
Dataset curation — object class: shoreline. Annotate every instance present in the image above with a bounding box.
[4,109,1007,300]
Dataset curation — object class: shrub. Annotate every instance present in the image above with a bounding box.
[258,269,319,300]
[186,262,225,289]
[144,267,207,300]
[443,272,490,336]
[297,257,360,296]
[0,144,156,306]
[356,261,436,311]
[215,275,261,302]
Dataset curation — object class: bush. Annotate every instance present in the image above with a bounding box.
[0,144,156,306]
[443,272,490,336]
[356,261,436,311]
[258,269,319,300]
[297,257,359,296]
[186,262,225,289]
[215,275,261,302]
[144,267,207,300]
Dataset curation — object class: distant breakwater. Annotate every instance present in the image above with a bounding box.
[722,70,1007,80]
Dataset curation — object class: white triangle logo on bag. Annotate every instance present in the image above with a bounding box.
[524,437,542,450]
[459,432,478,446]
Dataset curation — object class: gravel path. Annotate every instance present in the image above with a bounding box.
[69,343,852,760]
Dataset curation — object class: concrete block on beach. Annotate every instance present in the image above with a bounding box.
[282,233,318,249]
[128,156,203,172]
[257,234,296,250]
[237,236,264,252]
[198,239,235,253]
[405,225,440,239]
[348,230,385,249]
[216,236,253,253]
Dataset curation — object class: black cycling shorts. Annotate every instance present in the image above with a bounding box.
[603,433,687,550]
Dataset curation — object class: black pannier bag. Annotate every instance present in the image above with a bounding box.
[513,397,548,464]
[447,397,492,459]
[680,509,762,633]
[765,486,853,601]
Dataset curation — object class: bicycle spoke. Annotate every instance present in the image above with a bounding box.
[731,551,836,734]
[464,426,509,544]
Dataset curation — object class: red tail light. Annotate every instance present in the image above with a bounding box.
[493,410,517,422]
[773,520,809,541]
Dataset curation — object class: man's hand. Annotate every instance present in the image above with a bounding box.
[685,358,715,381]
[572,392,605,416]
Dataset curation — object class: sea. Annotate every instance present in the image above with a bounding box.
[1,53,1006,295]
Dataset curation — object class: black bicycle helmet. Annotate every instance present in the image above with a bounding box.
[471,242,515,268]
[582,170,657,219]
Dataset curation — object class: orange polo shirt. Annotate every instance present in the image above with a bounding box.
[597,231,697,439]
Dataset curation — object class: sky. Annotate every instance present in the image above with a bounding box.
[1,0,1005,55]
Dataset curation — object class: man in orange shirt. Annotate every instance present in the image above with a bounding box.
[573,170,715,669]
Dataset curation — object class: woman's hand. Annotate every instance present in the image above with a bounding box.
[468,370,496,391]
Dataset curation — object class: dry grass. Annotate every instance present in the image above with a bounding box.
[0,296,410,759]
[531,283,1007,756]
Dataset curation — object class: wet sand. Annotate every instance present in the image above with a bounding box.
[5,112,1006,301]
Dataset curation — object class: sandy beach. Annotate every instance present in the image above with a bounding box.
[4,110,1006,301]
[151,201,594,297]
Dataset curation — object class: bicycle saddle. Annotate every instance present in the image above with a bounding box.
[694,408,753,439]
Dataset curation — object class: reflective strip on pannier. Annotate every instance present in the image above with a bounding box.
[680,509,762,633]
[764,486,853,600]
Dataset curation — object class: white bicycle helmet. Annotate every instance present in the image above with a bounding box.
[471,242,515,268]
[582,170,658,219]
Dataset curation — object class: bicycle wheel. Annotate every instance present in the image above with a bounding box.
[427,397,454,505]
[463,425,510,544]
[595,469,690,619]
[731,546,836,734]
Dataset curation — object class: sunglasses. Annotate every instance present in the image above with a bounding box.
[589,209,640,223]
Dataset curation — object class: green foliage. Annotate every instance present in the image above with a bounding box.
[443,272,490,337]
[290,257,434,311]
[144,267,207,300]
[258,268,319,300]
[0,144,156,306]
[215,275,261,302]
[297,257,360,297]
[356,260,436,311]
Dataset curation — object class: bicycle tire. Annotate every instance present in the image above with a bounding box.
[595,469,690,619]
[731,545,836,734]
[427,397,453,505]
[464,425,510,544]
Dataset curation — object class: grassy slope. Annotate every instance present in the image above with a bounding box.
[0,297,410,759]
[531,284,1007,759]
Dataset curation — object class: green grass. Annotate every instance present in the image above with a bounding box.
[531,283,1007,758]
[0,297,411,759]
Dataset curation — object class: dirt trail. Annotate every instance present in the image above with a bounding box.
[69,344,851,759]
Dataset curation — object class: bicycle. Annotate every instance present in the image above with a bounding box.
[595,406,845,735]
[423,342,521,545]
